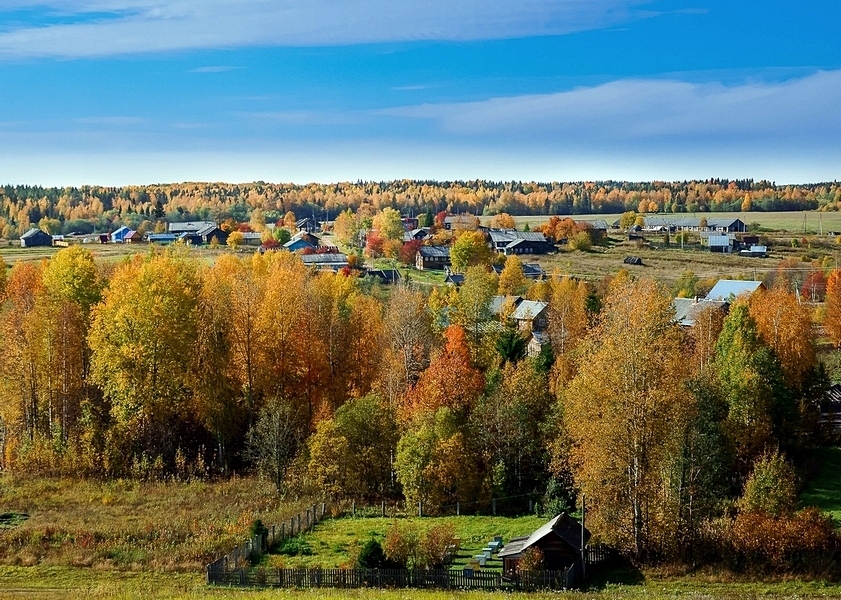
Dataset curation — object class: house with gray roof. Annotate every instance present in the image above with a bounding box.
[415,246,451,270]
[498,513,590,576]
[705,279,764,302]
[487,229,553,255]
[20,228,52,248]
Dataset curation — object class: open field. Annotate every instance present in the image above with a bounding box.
[0,476,308,571]
[262,514,547,570]
[481,211,841,234]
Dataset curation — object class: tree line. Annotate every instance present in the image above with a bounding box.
[0,246,840,571]
[1,179,840,239]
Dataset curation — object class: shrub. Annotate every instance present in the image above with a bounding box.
[383,521,420,568]
[739,450,797,517]
[420,523,456,568]
[276,536,313,556]
[568,231,592,251]
[730,509,839,574]
[357,538,387,569]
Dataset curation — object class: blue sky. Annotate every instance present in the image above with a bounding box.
[1,0,839,185]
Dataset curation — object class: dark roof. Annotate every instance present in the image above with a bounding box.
[366,269,401,283]
[418,246,450,258]
[300,253,348,264]
[21,228,49,239]
[488,229,548,245]
[498,514,591,559]
[445,273,465,285]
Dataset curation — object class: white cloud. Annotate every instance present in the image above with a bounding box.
[189,65,243,73]
[382,70,841,145]
[0,0,653,57]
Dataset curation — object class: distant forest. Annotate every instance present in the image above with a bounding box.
[2,178,840,238]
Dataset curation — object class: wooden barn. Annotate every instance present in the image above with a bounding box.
[498,513,590,576]
[20,228,53,248]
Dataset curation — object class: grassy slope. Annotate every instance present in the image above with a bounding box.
[265,515,546,570]
[801,447,841,524]
[0,476,309,570]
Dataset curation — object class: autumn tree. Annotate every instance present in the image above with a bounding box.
[450,230,492,272]
[372,207,405,242]
[402,326,484,422]
[713,301,788,471]
[749,285,816,389]
[307,394,398,499]
[497,255,527,296]
[378,286,434,402]
[88,251,199,473]
[334,209,361,247]
[547,274,589,385]
[453,266,497,353]
[825,269,841,347]
[490,213,515,229]
[245,396,300,493]
[564,277,693,558]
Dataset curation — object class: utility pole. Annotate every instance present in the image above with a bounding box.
[581,494,586,579]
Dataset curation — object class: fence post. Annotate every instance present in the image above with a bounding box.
[418,501,422,517]
[290,516,295,536]
[352,500,355,517]
[298,513,302,533]
[456,502,460,516]
[313,503,318,523]
[382,500,385,517]
[322,501,326,519]
[306,508,311,529]
[529,499,533,513]
[492,498,496,516]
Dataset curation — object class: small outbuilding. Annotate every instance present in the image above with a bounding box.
[498,513,591,576]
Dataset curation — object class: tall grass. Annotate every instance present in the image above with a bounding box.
[0,476,310,570]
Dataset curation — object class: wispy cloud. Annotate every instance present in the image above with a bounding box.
[381,70,841,145]
[189,65,243,73]
[74,116,145,125]
[0,0,657,58]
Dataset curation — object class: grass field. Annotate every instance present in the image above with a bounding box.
[0,476,309,571]
[801,447,841,524]
[262,515,547,570]
[2,564,841,599]
[481,211,841,234]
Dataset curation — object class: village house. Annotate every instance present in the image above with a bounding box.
[300,252,349,271]
[704,279,764,302]
[20,228,52,248]
[487,229,553,255]
[639,216,746,233]
[416,246,451,270]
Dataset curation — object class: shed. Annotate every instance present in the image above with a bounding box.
[20,228,53,248]
[498,513,591,575]
[624,256,643,266]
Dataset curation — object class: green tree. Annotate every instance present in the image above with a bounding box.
[372,207,404,242]
[739,450,797,517]
[453,266,498,353]
[450,231,492,272]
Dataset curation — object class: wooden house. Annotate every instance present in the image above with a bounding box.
[416,246,451,270]
[498,513,591,575]
[510,300,549,332]
[20,228,53,248]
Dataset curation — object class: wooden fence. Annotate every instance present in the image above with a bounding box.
[206,502,326,580]
[207,566,580,591]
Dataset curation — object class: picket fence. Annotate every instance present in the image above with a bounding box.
[207,565,581,591]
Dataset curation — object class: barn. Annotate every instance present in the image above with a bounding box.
[20,228,53,248]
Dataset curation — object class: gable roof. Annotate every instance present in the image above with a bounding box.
[418,246,450,258]
[168,221,217,233]
[672,297,728,327]
[705,280,764,301]
[498,513,591,559]
[489,295,523,316]
[511,300,548,321]
[300,252,348,264]
[21,228,49,239]
[488,229,548,245]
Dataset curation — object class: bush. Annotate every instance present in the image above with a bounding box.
[568,231,592,251]
[357,538,387,569]
[739,450,797,517]
[729,509,839,574]
[383,521,420,568]
[276,536,313,556]
[420,523,456,568]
